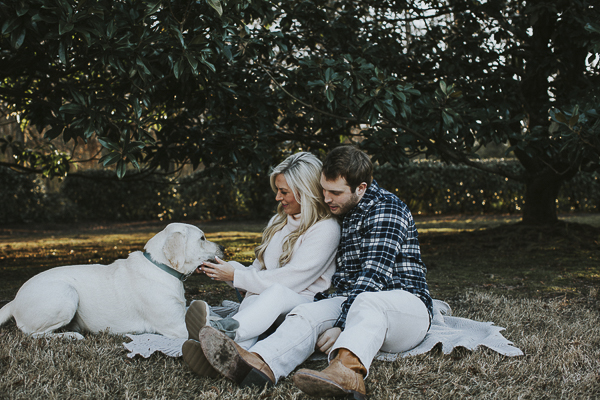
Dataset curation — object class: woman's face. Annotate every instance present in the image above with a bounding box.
[275,174,301,216]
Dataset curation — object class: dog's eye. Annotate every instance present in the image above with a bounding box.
[200,236,206,241]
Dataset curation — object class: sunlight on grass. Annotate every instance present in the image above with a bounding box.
[2,291,599,399]
[1,217,599,399]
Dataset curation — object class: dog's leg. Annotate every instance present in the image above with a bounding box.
[12,282,80,337]
[31,331,85,340]
[0,301,14,327]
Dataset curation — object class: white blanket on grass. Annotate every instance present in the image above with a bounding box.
[122,299,524,359]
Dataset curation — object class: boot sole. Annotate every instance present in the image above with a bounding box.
[199,326,273,389]
[293,370,366,400]
[181,339,220,378]
[185,300,209,340]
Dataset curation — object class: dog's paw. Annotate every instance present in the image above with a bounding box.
[32,332,85,340]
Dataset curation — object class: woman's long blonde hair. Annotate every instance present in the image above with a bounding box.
[255,152,332,269]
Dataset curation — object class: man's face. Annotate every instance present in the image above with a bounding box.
[320,174,366,216]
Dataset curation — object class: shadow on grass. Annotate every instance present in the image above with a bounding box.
[1,214,599,305]
[0,215,599,399]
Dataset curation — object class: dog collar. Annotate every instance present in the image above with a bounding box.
[143,252,187,281]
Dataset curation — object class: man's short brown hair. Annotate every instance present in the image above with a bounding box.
[322,145,373,192]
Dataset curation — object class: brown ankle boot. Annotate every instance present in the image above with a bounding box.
[199,326,275,388]
[181,339,220,378]
[293,349,367,399]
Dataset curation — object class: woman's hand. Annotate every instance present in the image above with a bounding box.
[201,257,235,282]
[316,327,342,354]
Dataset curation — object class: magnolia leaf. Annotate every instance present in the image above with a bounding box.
[132,100,142,119]
[12,28,26,49]
[185,53,199,74]
[70,89,85,105]
[16,3,29,16]
[128,156,141,171]
[326,87,335,103]
[174,59,182,78]
[98,138,121,151]
[1,18,21,35]
[200,58,216,73]
[554,112,568,124]
[568,113,579,128]
[59,103,84,114]
[58,20,74,35]
[220,42,233,59]
[59,41,67,64]
[44,127,63,140]
[100,152,121,166]
[207,0,223,16]
[106,19,115,38]
[145,1,162,16]
[584,22,600,34]
[116,160,127,179]
[440,80,447,94]
[442,111,453,126]
[394,92,407,102]
[84,120,95,139]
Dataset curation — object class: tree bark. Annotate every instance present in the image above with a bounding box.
[521,171,562,225]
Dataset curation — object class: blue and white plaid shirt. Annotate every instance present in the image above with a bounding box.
[315,180,433,328]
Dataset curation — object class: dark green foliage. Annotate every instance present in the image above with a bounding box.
[376,161,527,215]
[57,168,276,222]
[2,162,598,224]
[1,0,599,225]
[60,170,168,221]
[0,0,283,179]
[0,166,46,223]
[376,160,599,215]
[175,169,275,221]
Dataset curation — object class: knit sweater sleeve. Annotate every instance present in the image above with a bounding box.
[233,218,340,296]
[229,259,260,271]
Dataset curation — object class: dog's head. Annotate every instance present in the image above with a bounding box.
[144,223,225,277]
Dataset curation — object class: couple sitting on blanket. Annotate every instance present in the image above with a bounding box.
[183,146,433,400]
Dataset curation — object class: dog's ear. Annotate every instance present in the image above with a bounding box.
[163,231,186,270]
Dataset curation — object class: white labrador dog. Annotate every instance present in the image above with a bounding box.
[0,223,224,339]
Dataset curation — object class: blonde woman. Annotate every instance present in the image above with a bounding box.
[182,152,340,378]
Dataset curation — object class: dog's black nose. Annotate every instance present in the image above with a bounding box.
[218,245,225,252]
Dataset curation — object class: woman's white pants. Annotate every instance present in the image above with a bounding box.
[250,290,430,382]
[233,283,312,349]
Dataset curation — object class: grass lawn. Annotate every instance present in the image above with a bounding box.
[1,213,599,399]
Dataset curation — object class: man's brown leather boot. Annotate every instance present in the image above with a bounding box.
[293,348,367,399]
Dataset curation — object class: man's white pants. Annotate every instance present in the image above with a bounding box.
[233,284,312,349]
[251,289,430,382]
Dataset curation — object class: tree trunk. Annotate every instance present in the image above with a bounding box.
[521,171,562,225]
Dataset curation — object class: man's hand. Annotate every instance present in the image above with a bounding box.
[316,327,342,354]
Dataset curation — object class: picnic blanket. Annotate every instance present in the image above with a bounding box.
[123,299,524,359]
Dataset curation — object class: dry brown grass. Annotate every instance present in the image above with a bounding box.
[1,292,598,399]
[1,216,599,399]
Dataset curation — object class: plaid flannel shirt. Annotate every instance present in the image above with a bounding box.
[315,180,433,329]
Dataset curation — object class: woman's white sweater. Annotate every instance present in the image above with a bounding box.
[229,214,340,299]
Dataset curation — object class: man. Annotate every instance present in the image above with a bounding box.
[195,146,433,399]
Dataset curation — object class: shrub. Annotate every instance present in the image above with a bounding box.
[1,160,597,224]
[0,166,47,223]
[58,169,276,222]
[375,159,599,215]
[60,170,170,221]
[175,171,274,221]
